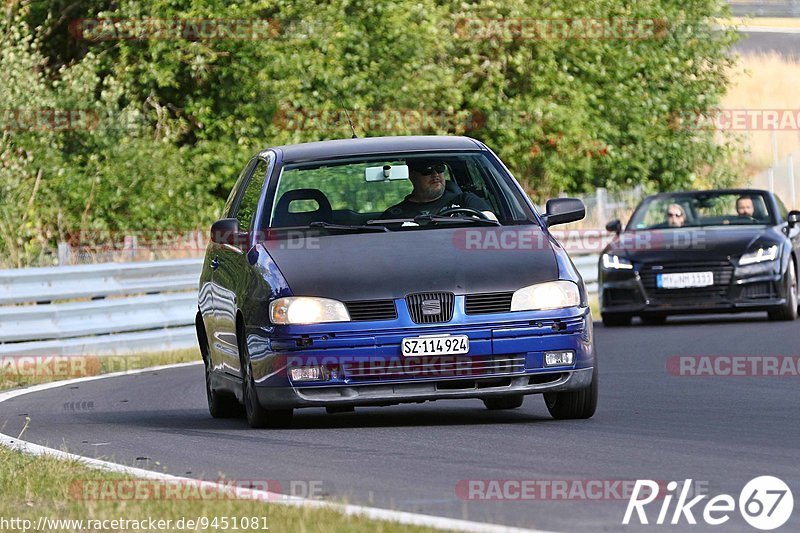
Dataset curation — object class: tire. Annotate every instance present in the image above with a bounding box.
[601,313,631,327]
[483,395,524,410]
[204,359,241,418]
[197,313,240,418]
[768,260,798,322]
[239,329,293,429]
[544,365,598,420]
[640,314,667,325]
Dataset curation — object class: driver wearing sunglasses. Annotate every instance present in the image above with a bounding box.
[380,159,495,220]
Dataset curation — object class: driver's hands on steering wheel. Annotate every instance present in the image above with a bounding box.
[436,206,497,221]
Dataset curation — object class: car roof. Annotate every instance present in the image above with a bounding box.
[263,135,486,163]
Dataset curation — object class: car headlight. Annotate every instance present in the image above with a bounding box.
[601,253,633,270]
[511,281,581,311]
[269,297,350,325]
[738,245,779,266]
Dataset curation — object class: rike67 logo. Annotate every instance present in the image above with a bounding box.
[624,477,793,530]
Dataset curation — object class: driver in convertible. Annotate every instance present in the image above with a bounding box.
[380,159,496,219]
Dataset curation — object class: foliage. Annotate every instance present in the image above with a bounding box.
[0,0,739,266]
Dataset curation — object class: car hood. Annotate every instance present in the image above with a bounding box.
[263,226,559,301]
[605,226,778,262]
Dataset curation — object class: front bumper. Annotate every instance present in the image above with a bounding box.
[256,367,593,408]
[246,307,594,409]
[600,261,786,315]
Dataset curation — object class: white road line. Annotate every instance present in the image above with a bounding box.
[0,362,552,533]
[736,25,800,34]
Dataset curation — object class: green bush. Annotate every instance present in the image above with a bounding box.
[0,0,739,266]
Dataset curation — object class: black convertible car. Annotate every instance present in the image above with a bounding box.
[599,189,800,326]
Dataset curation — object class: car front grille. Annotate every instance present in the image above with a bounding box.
[464,292,514,314]
[639,261,734,303]
[344,300,397,321]
[406,292,454,323]
[342,354,526,381]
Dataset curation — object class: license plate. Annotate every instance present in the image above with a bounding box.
[401,335,469,357]
[657,271,714,289]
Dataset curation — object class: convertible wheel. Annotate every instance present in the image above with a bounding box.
[768,260,798,322]
[640,314,667,326]
[240,338,293,428]
[544,365,597,420]
[483,395,524,410]
[204,359,241,418]
[601,313,631,327]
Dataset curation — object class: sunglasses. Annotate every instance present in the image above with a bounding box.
[414,164,446,175]
[667,212,684,217]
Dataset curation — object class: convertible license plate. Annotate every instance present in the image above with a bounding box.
[401,335,469,357]
[657,271,714,289]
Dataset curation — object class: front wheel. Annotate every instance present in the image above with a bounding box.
[240,337,293,429]
[204,360,240,418]
[768,260,798,321]
[544,366,597,420]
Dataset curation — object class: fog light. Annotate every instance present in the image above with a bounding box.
[289,366,329,382]
[544,350,574,367]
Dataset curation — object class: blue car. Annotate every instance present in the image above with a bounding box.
[197,136,596,428]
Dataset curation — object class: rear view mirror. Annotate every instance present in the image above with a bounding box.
[211,218,248,246]
[605,219,622,234]
[542,198,586,227]
[365,164,409,182]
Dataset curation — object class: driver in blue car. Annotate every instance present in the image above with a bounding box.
[380,159,496,219]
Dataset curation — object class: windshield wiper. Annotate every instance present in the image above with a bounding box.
[367,215,500,227]
[413,214,500,226]
[307,221,388,233]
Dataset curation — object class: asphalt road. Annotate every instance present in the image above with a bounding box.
[735,28,800,58]
[2,313,799,532]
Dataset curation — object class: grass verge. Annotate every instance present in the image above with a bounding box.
[0,446,437,532]
[0,348,440,532]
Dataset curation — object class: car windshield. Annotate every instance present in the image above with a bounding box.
[627,192,774,230]
[265,152,532,232]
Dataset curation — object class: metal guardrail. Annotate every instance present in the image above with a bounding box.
[0,259,202,356]
[0,255,599,356]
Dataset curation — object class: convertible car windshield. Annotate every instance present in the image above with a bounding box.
[628,191,775,230]
[267,152,531,230]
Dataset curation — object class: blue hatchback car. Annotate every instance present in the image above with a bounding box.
[197,136,596,428]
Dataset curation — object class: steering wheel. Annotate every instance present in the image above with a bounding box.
[436,207,490,220]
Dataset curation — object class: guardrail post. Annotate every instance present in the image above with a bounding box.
[57,242,72,266]
[789,154,796,209]
[596,187,607,225]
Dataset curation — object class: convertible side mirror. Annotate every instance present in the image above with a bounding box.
[605,219,622,234]
[210,218,248,246]
[542,198,586,227]
[788,210,800,228]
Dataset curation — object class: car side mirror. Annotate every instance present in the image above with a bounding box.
[605,219,622,234]
[542,198,586,227]
[211,218,248,246]
[788,210,800,228]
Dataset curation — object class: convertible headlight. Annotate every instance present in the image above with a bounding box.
[269,297,350,325]
[601,253,633,270]
[511,281,581,311]
[738,245,779,266]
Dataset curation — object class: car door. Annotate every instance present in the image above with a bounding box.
[209,155,272,378]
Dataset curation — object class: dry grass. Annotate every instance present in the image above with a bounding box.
[723,53,800,175]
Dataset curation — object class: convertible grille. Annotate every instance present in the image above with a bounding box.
[344,300,397,321]
[406,292,455,323]
[465,292,514,314]
[639,261,734,303]
[342,355,525,381]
